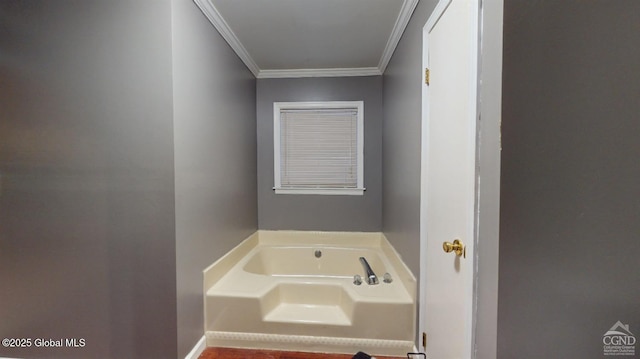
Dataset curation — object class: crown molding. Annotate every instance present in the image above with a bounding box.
[377,0,420,73]
[193,0,260,77]
[194,0,417,79]
[258,67,382,79]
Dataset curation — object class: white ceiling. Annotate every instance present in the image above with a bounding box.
[194,0,419,78]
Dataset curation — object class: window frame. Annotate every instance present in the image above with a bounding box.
[273,101,365,196]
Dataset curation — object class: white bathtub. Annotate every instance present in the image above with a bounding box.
[203,231,416,356]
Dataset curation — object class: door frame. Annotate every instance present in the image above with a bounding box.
[418,0,503,357]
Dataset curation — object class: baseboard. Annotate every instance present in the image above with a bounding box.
[205,331,414,357]
[185,335,207,359]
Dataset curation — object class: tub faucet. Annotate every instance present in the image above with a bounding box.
[359,257,379,285]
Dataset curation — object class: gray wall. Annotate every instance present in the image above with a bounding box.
[172,0,257,357]
[499,1,640,358]
[380,1,437,348]
[381,0,437,282]
[0,1,177,358]
[257,77,382,232]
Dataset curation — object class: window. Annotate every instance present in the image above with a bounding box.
[274,101,364,195]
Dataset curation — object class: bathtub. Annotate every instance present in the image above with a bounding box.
[203,231,416,356]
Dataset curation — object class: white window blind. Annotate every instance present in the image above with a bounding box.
[274,101,364,195]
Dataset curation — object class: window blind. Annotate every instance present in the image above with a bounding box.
[280,108,358,189]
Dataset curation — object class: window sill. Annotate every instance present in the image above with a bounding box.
[274,188,365,196]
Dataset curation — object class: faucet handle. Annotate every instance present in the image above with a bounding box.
[383,272,393,283]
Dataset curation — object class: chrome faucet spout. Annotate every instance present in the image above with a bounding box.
[359,257,379,285]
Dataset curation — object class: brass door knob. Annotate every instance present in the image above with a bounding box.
[442,239,465,258]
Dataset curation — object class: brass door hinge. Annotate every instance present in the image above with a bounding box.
[425,68,430,85]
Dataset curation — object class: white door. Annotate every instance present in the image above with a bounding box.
[419,0,479,358]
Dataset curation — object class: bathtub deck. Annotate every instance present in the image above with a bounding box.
[198,347,405,359]
[264,303,351,325]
